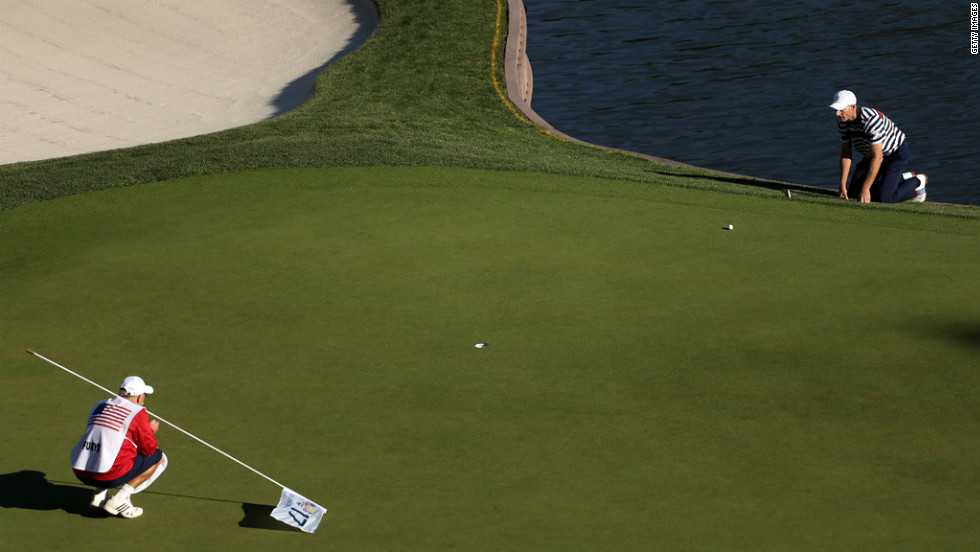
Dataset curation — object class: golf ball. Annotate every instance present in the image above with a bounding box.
[727,224,734,230]
[475,343,488,348]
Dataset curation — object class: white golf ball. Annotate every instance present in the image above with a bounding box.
[475,343,488,348]
[727,224,734,230]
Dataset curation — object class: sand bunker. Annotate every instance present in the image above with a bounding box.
[0,0,377,164]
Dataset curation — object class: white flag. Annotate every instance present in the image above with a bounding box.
[270,487,326,533]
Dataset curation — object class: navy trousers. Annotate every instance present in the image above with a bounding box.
[849,142,920,203]
[76,448,164,489]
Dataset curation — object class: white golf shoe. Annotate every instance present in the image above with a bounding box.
[89,488,109,509]
[907,173,927,203]
[103,493,143,518]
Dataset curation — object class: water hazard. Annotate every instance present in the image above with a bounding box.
[524,0,979,205]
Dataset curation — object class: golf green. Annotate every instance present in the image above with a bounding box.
[2,166,978,550]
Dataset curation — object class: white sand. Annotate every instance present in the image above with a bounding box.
[0,0,377,164]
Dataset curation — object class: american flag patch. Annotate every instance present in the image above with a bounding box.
[88,403,133,431]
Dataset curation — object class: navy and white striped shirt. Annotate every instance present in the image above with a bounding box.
[838,106,906,157]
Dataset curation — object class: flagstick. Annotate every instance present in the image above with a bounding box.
[27,349,289,490]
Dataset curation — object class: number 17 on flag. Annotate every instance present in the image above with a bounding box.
[270,488,327,533]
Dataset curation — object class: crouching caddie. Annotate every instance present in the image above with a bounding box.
[70,376,168,518]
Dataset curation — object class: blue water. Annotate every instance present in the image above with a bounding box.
[524,0,979,205]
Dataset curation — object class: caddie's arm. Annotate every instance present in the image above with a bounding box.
[133,410,159,454]
[859,142,884,203]
[838,142,852,199]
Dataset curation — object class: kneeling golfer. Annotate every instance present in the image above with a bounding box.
[70,376,168,518]
[830,89,927,203]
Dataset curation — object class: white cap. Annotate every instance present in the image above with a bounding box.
[829,90,857,111]
[120,376,154,396]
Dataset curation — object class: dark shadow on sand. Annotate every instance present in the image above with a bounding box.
[269,0,380,116]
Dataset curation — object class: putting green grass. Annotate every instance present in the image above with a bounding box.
[2,166,978,550]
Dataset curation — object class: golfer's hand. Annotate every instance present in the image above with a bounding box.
[839,187,849,200]
[150,420,160,433]
[859,189,871,203]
